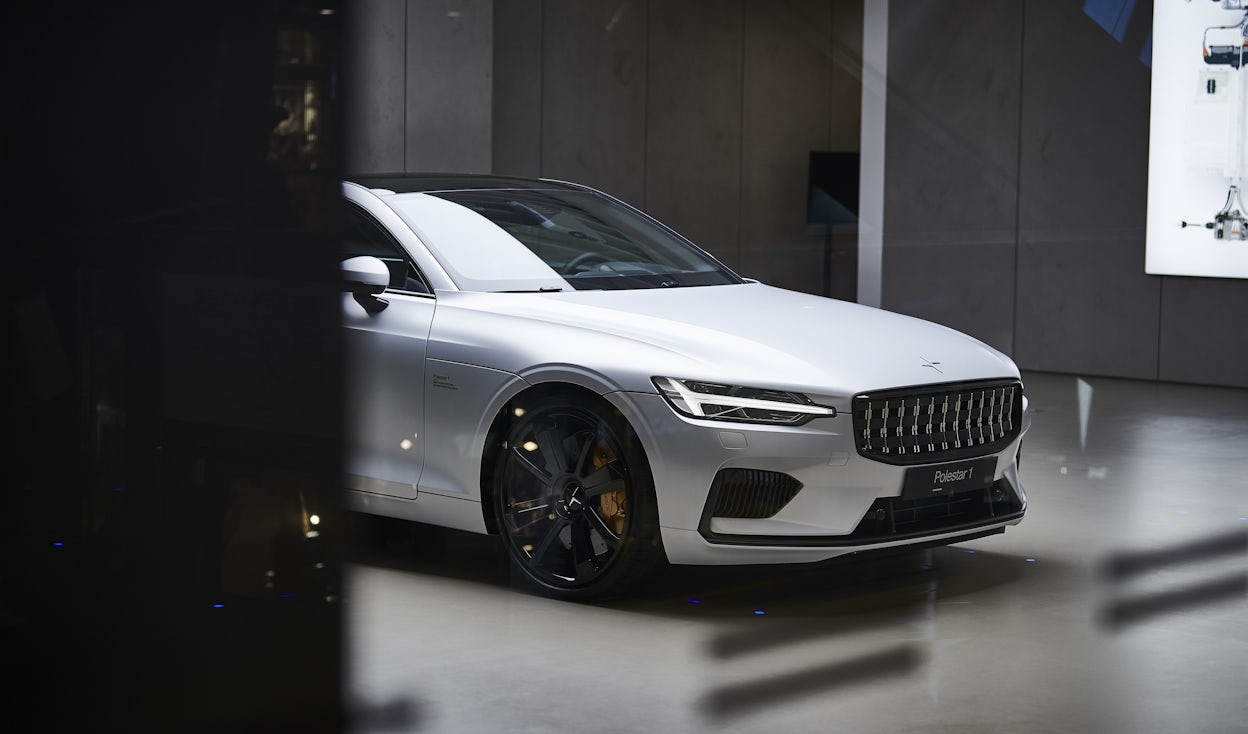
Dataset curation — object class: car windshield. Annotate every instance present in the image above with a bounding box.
[395,187,742,291]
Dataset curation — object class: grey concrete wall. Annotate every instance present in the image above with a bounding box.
[739,0,834,294]
[881,0,1247,388]
[343,0,493,174]
[492,0,543,177]
[881,0,1023,356]
[491,0,864,296]
[405,0,493,173]
[346,0,1248,388]
[1158,276,1248,387]
[540,0,649,206]
[342,0,406,174]
[644,0,744,267]
[1012,1,1159,380]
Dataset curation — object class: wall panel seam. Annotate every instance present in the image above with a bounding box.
[1012,0,1025,359]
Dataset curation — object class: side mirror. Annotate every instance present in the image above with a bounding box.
[341,255,390,313]
[342,255,390,294]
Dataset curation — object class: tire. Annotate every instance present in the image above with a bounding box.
[493,394,663,601]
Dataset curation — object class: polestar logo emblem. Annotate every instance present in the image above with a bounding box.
[921,357,943,373]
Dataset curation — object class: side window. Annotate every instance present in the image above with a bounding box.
[343,202,431,294]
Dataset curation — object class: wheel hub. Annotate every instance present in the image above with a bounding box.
[555,480,586,519]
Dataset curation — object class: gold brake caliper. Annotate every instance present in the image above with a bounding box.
[593,443,627,536]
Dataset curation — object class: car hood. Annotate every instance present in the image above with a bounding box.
[434,282,1020,398]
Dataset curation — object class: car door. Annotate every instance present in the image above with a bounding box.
[341,201,435,500]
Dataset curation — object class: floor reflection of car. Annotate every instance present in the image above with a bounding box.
[340,174,1032,600]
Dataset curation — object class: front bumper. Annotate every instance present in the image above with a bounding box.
[612,391,1029,566]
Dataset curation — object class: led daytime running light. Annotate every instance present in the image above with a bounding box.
[653,377,836,424]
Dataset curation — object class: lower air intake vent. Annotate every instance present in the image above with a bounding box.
[709,469,803,519]
[845,480,1024,542]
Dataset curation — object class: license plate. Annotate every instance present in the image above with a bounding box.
[901,457,997,500]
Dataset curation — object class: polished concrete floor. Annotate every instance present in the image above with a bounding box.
[342,371,1248,734]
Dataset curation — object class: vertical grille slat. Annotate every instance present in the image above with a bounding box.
[852,380,1024,466]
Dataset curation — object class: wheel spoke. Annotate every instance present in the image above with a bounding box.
[569,515,600,580]
[581,462,625,499]
[510,445,553,485]
[531,516,570,567]
[572,431,596,477]
[583,505,621,543]
[504,496,554,531]
[536,428,570,474]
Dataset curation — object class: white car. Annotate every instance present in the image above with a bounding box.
[341,174,1030,599]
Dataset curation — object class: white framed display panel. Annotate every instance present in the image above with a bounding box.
[1146,0,1248,279]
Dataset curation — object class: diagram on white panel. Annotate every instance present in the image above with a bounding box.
[1179,1,1247,241]
[1201,6,1247,67]
[1146,0,1248,277]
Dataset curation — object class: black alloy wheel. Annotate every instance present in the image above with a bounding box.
[494,396,660,600]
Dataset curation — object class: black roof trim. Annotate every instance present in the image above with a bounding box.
[344,172,588,194]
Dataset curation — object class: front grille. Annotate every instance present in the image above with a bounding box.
[853,380,1023,466]
[708,469,803,519]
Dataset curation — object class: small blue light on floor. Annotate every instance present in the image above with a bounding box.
[1026,558,1037,563]
[212,603,224,609]
[753,610,765,615]
[113,486,124,492]
[686,599,701,604]
[52,541,64,548]
[963,549,976,554]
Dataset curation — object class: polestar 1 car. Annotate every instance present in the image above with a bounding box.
[340,173,1031,599]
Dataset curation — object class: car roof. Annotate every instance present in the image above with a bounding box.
[344,172,591,195]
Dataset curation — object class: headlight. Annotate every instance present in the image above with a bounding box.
[653,377,837,425]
